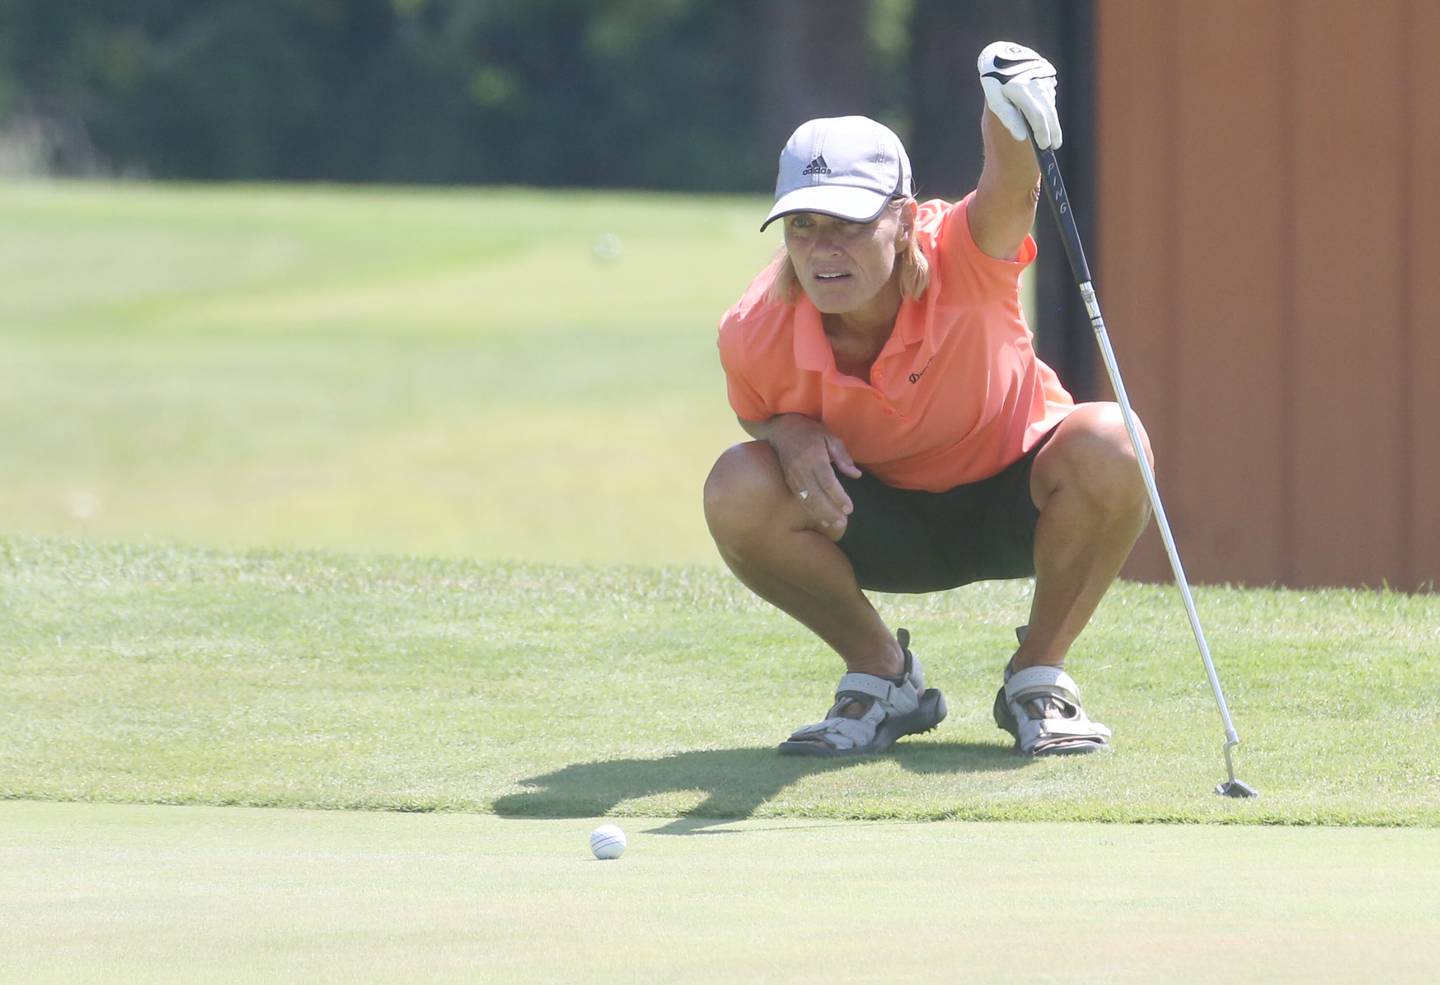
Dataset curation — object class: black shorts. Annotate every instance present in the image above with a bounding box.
[835,430,1056,594]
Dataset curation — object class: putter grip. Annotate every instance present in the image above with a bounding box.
[1033,145,1092,286]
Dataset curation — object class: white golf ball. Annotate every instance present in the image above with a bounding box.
[590,823,627,860]
[591,232,622,262]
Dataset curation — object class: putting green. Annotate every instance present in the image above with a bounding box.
[2,801,1435,984]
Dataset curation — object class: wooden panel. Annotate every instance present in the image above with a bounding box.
[1290,1,1407,587]
[1097,0,1427,590]
[1410,0,1440,590]
[1167,0,1291,586]
[1095,0,1177,583]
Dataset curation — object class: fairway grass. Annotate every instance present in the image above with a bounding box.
[2,801,1437,984]
[3,538,1436,827]
[0,181,769,564]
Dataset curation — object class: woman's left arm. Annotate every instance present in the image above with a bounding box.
[969,42,1059,261]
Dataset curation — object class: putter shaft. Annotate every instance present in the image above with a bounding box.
[1033,143,1254,796]
[1079,282,1241,753]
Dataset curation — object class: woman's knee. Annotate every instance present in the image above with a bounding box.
[1048,403,1153,515]
[702,441,788,544]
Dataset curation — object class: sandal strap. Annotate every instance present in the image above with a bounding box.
[1030,718,1111,741]
[1004,665,1082,706]
[834,673,903,705]
[834,672,920,717]
[787,715,875,749]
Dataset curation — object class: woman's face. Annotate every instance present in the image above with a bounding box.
[782,203,909,315]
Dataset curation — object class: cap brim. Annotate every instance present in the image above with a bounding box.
[760,186,890,232]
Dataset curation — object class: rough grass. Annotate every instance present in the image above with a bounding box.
[3,537,1436,827]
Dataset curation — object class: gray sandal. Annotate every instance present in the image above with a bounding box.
[779,629,948,757]
[992,627,1111,756]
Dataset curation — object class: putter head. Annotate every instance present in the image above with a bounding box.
[1215,778,1259,798]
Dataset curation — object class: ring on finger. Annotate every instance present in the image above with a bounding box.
[798,489,809,501]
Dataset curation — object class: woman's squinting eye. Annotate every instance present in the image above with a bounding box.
[788,215,868,236]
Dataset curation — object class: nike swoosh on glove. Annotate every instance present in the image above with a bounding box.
[977,40,1062,150]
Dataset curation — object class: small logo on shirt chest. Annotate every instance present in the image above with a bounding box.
[908,355,935,384]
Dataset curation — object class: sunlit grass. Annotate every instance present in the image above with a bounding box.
[0,181,770,562]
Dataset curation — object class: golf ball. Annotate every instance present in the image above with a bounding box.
[591,232,622,262]
[590,823,627,860]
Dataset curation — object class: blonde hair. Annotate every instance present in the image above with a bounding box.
[765,198,930,305]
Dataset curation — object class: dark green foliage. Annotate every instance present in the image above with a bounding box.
[1,2,1095,191]
[0,0,776,188]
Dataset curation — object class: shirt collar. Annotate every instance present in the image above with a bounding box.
[792,284,930,374]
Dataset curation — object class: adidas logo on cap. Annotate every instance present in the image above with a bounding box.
[801,155,831,176]
[760,117,913,232]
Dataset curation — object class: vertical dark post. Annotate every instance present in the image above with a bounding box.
[1034,0,1097,399]
[909,0,1097,397]
[757,0,873,153]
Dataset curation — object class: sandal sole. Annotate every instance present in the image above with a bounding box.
[777,688,948,758]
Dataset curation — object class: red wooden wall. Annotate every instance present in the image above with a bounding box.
[1095,0,1439,589]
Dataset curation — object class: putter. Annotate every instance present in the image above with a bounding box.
[1030,136,1259,799]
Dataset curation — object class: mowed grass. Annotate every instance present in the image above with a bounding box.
[4,802,1437,985]
[0,181,772,563]
[3,538,1436,826]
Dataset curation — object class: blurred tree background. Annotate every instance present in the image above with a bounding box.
[0,0,1090,198]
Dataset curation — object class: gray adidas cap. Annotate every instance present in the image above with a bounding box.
[760,116,914,232]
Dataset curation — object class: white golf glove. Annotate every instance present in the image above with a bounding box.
[977,41,1062,150]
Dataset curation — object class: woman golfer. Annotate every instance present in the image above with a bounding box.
[704,43,1152,757]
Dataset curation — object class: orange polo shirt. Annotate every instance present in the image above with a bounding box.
[717,192,1075,492]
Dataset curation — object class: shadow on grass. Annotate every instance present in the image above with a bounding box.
[492,740,1026,834]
